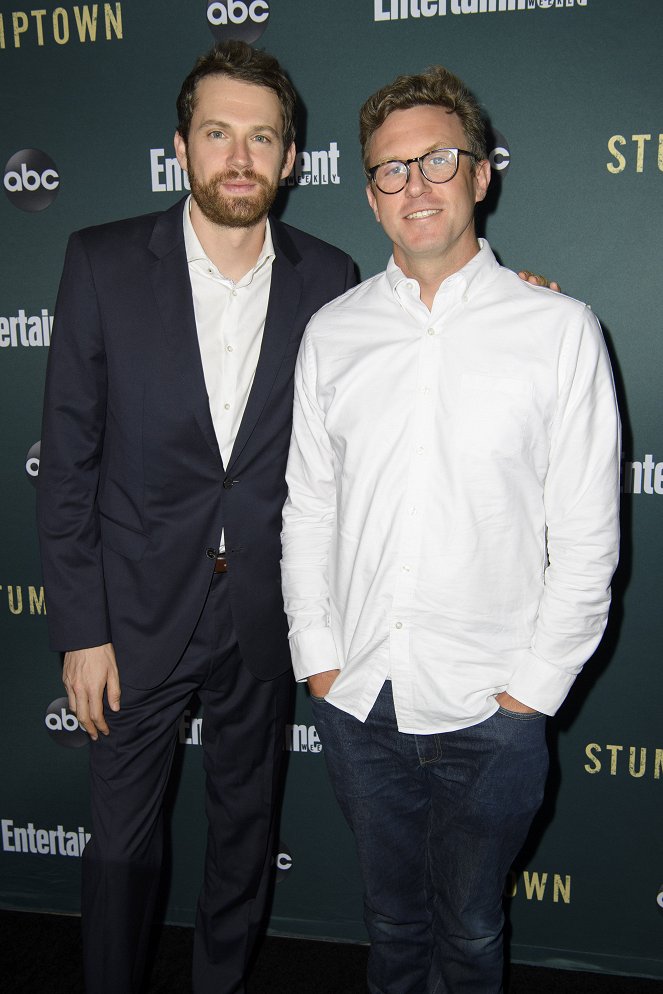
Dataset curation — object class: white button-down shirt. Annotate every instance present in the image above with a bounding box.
[184,197,275,468]
[281,241,620,734]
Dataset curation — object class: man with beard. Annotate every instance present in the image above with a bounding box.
[36,41,355,994]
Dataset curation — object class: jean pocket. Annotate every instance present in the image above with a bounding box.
[497,706,544,722]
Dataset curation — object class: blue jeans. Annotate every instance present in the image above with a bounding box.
[312,682,548,994]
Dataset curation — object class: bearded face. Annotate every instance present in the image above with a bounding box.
[187,165,280,229]
[174,76,295,234]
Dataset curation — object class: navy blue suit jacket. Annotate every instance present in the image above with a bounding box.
[37,198,356,687]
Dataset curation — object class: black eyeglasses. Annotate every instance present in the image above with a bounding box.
[367,147,479,194]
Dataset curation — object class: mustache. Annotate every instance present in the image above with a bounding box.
[210,168,271,189]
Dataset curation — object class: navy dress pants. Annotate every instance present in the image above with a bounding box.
[81,571,292,994]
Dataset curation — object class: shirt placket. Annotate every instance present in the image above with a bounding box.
[389,308,441,721]
[220,287,240,466]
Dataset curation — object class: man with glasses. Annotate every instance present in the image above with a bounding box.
[281,65,620,993]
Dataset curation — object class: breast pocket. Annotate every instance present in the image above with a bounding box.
[455,373,532,460]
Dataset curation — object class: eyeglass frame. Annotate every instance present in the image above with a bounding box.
[366,147,480,194]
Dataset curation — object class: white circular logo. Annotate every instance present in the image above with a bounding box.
[207,0,269,42]
[4,149,60,212]
[488,129,511,174]
[25,440,41,487]
[45,697,89,748]
[274,840,293,882]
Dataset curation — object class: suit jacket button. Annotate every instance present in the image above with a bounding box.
[205,548,217,559]
[223,477,235,490]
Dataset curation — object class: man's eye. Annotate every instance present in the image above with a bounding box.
[428,151,453,167]
[253,134,271,144]
[383,162,406,177]
[209,131,224,140]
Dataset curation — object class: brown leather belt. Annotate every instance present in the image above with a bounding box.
[214,555,228,574]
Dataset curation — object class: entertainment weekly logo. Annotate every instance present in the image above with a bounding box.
[621,454,663,496]
[178,710,322,753]
[150,144,342,192]
[0,310,52,349]
[374,0,587,19]
[2,818,91,857]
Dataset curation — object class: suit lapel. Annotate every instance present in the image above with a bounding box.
[148,199,221,463]
[226,218,302,473]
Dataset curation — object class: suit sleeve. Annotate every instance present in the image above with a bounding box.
[36,231,111,651]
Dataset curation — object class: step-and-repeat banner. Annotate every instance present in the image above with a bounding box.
[1,0,661,979]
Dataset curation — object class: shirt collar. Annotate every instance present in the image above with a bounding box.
[387,239,499,306]
[182,194,275,286]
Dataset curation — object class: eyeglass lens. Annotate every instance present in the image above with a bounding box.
[374,148,459,193]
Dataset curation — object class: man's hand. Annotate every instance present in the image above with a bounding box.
[62,642,121,740]
[495,691,538,715]
[518,270,561,293]
[307,668,340,700]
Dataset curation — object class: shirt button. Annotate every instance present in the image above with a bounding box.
[395,621,403,630]
[226,345,234,353]
[427,327,436,336]
[232,289,238,297]
[224,403,231,411]
[416,446,424,455]
[401,564,411,573]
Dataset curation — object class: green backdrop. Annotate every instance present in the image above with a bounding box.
[1,0,661,979]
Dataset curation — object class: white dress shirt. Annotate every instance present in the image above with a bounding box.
[184,197,275,468]
[184,198,275,550]
[281,241,621,734]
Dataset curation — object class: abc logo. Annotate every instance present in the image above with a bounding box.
[488,129,511,175]
[25,441,41,488]
[274,840,293,883]
[657,886,663,910]
[4,149,60,212]
[45,697,89,748]
[207,0,269,43]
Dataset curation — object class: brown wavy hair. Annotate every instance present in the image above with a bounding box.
[176,40,297,160]
[360,66,487,175]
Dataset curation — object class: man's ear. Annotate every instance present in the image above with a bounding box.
[280,142,296,181]
[474,158,491,205]
[366,182,381,223]
[174,131,188,173]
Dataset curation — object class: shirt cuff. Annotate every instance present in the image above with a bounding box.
[506,648,577,716]
[288,626,341,683]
